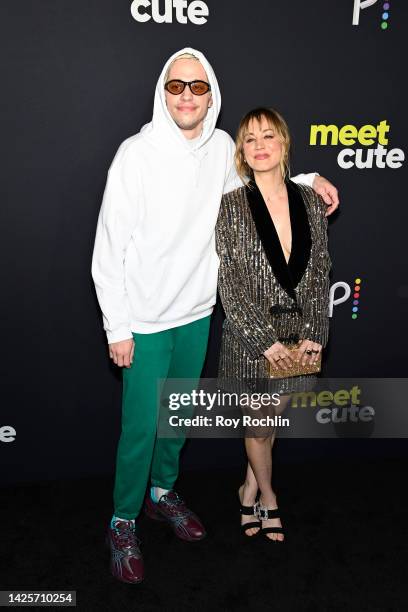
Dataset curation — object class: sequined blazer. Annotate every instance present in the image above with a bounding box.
[216,179,331,381]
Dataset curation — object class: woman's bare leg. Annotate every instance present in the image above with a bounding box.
[239,462,260,535]
[242,395,290,541]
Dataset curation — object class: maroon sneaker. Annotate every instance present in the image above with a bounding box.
[144,491,206,542]
[107,518,144,584]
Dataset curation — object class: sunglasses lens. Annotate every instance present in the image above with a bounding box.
[190,81,210,95]
[166,80,185,95]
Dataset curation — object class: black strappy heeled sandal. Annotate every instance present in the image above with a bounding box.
[238,486,261,536]
[257,504,285,541]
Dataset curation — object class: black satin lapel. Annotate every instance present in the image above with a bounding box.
[245,181,296,300]
[286,179,312,287]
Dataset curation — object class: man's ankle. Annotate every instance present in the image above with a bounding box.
[150,486,170,503]
[111,515,135,527]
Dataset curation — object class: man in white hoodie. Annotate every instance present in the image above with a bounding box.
[92,47,339,584]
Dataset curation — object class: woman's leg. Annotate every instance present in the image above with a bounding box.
[239,462,260,536]
[239,422,278,535]
[242,394,290,541]
[245,434,282,540]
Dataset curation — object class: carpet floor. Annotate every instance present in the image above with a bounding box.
[1,456,407,611]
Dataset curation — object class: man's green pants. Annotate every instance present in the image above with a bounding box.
[113,315,211,519]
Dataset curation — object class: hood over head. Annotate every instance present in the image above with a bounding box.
[141,47,221,151]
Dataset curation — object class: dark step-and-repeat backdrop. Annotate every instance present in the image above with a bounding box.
[1,1,406,483]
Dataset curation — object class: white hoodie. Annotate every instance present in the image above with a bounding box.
[91,48,316,343]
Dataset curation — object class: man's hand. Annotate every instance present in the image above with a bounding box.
[109,338,135,368]
[312,175,339,216]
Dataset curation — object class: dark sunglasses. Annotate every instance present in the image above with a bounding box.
[164,79,211,96]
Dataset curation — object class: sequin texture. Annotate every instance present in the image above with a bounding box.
[215,182,331,394]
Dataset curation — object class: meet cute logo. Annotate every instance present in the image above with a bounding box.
[131,0,209,24]
[309,120,405,170]
[290,385,375,426]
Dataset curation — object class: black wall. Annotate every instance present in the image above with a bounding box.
[1,1,407,483]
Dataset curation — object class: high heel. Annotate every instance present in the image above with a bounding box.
[257,503,285,541]
[238,486,261,536]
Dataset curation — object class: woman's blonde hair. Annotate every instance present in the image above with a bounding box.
[234,107,291,184]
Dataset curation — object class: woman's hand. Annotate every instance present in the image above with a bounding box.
[264,342,294,371]
[296,339,322,366]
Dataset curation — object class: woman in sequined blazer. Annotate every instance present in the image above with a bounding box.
[215,108,331,541]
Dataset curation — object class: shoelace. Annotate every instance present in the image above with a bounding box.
[161,493,191,519]
[114,522,138,548]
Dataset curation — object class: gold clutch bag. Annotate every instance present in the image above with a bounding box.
[268,344,321,379]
